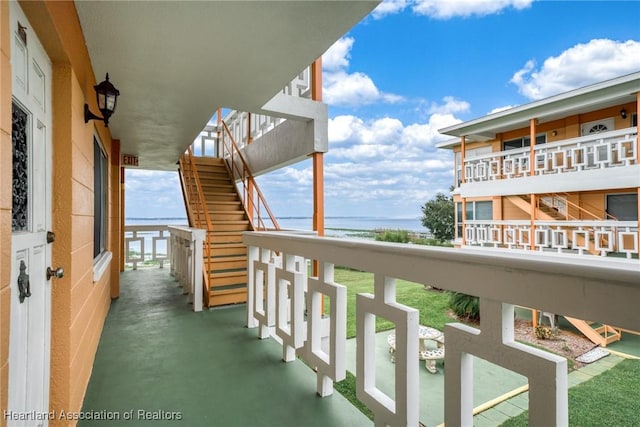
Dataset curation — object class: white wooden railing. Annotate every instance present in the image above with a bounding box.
[243,231,639,427]
[464,128,637,183]
[464,220,639,258]
[169,226,206,312]
[192,66,312,155]
[124,225,172,269]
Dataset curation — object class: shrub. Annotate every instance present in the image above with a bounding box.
[448,292,480,322]
[375,229,410,243]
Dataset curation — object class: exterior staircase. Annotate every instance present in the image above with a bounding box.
[564,317,622,346]
[509,195,623,346]
[179,155,252,307]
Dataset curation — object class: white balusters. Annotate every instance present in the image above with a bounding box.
[168,226,205,312]
[243,231,639,427]
[464,220,638,258]
[463,128,637,184]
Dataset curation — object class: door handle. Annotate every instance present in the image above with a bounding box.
[46,267,64,280]
[46,231,55,244]
[17,260,31,303]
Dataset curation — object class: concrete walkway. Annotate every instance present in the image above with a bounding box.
[79,269,371,426]
[473,354,625,426]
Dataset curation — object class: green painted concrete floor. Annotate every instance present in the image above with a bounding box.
[81,268,636,427]
[79,269,371,427]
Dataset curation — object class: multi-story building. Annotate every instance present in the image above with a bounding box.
[438,72,639,345]
[438,72,639,261]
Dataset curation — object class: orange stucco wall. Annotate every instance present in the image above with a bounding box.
[0,2,121,426]
[1,1,11,424]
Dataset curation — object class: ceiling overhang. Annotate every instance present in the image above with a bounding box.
[439,72,640,144]
[75,1,379,170]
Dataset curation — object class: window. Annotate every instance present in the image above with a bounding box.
[465,201,493,220]
[633,113,637,128]
[580,118,614,136]
[503,134,546,151]
[94,137,108,258]
[606,193,638,221]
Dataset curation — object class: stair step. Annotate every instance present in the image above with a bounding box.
[208,288,247,306]
[203,193,239,202]
[211,221,251,231]
[209,211,246,221]
[207,256,247,271]
[205,201,243,211]
[207,232,244,244]
[203,243,245,256]
[209,271,247,286]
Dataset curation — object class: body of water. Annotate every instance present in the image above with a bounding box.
[125,217,427,238]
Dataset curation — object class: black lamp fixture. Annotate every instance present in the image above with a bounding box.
[84,73,120,127]
[620,108,627,119]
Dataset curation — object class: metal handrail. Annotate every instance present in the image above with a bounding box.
[219,120,280,231]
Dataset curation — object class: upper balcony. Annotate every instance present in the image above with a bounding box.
[459,127,638,198]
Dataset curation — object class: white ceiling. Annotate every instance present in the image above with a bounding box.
[75,1,378,170]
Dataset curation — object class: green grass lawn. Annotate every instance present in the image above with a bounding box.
[500,358,640,427]
[331,266,452,420]
[332,267,453,338]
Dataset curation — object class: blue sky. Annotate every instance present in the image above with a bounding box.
[126,0,640,221]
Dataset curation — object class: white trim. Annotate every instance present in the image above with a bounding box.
[93,250,113,282]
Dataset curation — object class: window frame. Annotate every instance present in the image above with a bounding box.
[502,133,546,151]
[605,193,638,221]
[93,135,111,281]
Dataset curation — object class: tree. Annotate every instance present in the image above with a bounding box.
[420,192,454,243]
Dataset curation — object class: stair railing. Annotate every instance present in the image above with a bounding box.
[179,148,214,306]
[218,120,280,231]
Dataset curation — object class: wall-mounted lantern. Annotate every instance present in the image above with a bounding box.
[84,73,120,127]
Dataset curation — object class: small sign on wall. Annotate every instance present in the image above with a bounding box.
[122,154,139,167]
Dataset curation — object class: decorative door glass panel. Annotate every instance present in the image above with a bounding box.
[12,102,29,232]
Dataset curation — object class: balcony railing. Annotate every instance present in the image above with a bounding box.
[464,220,639,258]
[192,66,312,156]
[243,231,639,426]
[464,128,637,183]
[124,225,173,269]
[169,226,206,312]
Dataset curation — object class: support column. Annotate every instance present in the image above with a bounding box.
[311,57,325,278]
[636,93,639,259]
[460,136,466,246]
[529,119,537,251]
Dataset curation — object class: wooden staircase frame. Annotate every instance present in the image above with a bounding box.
[178,121,280,308]
[178,148,214,306]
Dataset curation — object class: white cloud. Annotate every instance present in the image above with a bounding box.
[322,37,403,107]
[371,0,410,19]
[428,96,470,115]
[511,39,640,100]
[322,37,354,72]
[254,107,465,217]
[372,0,533,19]
[125,170,186,218]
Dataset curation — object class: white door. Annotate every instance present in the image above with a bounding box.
[8,2,53,426]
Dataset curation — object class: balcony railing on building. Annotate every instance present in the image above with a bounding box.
[243,230,639,427]
[462,220,638,259]
[463,128,637,183]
